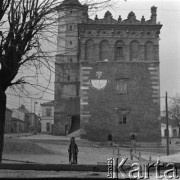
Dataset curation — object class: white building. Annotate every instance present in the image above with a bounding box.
[161,117,179,138]
[40,101,54,133]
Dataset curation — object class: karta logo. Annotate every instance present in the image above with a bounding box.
[107,158,179,179]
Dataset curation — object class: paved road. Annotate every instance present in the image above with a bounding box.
[0,170,107,178]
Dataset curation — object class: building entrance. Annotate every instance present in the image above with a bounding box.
[70,115,80,133]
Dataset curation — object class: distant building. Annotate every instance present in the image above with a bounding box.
[161,117,179,138]
[11,105,41,133]
[5,108,12,133]
[40,101,54,134]
[11,105,28,133]
[54,0,162,145]
[26,113,41,134]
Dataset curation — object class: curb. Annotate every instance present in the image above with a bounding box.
[0,163,131,172]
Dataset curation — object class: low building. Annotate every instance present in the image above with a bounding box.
[5,108,12,133]
[27,113,41,134]
[11,106,27,133]
[161,117,179,138]
[40,101,54,134]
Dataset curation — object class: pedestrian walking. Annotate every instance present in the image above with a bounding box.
[68,137,79,164]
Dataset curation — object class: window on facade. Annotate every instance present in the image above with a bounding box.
[103,31,107,35]
[100,40,110,61]
[69,25,72,31]
[46,108,51,117]
[67,75,70,81]
[70,41,72,45]
[117,31,121,35]
[145,41,154,61]
[118,113,127,124]
[122,114,127,123]
[130,41,140,61]
[116,47,123,57]
[115,41,124,60]
[115,79,128,94]
[85,39,95,61]
[46,123,50,132]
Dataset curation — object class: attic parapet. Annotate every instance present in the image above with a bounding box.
[88,6,159,25]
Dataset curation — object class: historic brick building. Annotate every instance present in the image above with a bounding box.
[54,0,162,144]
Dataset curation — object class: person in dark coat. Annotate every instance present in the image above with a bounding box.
[68,137,79,164]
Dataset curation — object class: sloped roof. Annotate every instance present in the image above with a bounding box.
[161,116,179,127]
[61,0,81,6]
[6,107,12,112]
[41,100,54,107]
[17,105,30,113]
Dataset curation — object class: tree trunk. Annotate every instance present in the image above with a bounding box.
[0,90,6,163]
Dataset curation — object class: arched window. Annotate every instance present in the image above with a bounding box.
[115,41,124,60]
[85,39,95,61]
[100,40,110,61]
[130,41,140,61]
[145,41,154,61]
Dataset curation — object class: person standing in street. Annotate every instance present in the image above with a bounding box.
[68,137,79,164]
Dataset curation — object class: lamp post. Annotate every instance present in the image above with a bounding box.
[34,102,38,134]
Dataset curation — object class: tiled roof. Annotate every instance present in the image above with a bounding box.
[41,100,54,107]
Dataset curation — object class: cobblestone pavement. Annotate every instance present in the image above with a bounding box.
[1,170,180,179]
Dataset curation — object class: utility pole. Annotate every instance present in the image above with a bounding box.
[34,101,38,134]
[166,92,169,156]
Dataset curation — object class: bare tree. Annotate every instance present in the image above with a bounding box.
[0,0,112,163]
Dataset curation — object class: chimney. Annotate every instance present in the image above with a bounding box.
[151,6,157,24]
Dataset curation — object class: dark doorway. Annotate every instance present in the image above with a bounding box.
[70,115,80,133]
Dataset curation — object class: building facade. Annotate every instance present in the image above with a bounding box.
[54,0,162,144]
[11,106,28,133]
[27,113,41,134]
[41,101,54,134]
[161,117,179,138]
[5,108,12,133]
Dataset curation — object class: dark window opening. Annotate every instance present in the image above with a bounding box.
[119,113,127,124]
[46,108,52,117]
[67,75,70,81]
[88,31,92,35]
[46,123,50,133]
[108,134,112,141]
[116,47,123,57]
[165,129,168,137]
[69,25,72,31]
[103,31,107,35]
[117,31,121,35]
[131,134,136,140]
[70,59,72,63]
[123,114,127,123]
[70,41,72,45]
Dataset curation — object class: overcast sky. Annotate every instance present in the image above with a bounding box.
[6,0,180,114]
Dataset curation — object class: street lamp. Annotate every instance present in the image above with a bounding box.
[34,102,38,134]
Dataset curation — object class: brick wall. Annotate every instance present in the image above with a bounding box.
[80,61,161,143]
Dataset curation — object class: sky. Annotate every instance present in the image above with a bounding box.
[6,0,180,114]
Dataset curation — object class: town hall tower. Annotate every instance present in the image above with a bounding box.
[54,0,162,145]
